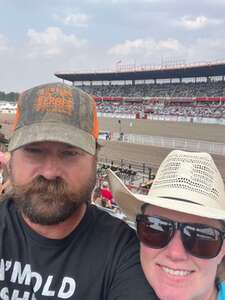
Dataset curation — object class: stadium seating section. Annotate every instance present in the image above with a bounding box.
[77,81,225,120]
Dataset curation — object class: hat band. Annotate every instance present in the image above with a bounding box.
[160,196,202,205]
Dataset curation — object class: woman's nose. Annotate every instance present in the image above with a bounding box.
[165,231,189,261]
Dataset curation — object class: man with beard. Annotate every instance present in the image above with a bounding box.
[0,82,157,300]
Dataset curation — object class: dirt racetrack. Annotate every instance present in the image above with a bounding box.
[98,117,225,179]
[99,140,225,179]
[1,113,225,179]
[99,117,225,143]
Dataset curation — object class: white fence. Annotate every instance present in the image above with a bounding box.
[97,112,225,125]
[110,133,225,156]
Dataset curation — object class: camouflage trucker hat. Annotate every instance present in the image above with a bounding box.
[8,82,99,155]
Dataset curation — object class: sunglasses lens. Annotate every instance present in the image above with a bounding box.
[182,225,223,259]
[137,216,174,248]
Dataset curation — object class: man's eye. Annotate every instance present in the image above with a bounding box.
[24,147,42,154]
[63,151,79,156]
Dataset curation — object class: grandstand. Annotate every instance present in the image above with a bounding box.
[54,60,225,187]
[69,81,225,98]
[55,60,225,125]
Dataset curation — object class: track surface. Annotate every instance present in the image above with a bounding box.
[1,114,225,178]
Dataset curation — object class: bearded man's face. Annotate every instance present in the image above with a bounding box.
[10,142,97,225]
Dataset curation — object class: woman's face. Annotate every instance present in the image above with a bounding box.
[140,205,225,300]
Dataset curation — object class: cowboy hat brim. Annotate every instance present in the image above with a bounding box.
[108,169,225,222]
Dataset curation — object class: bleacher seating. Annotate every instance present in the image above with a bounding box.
[76,80,225,120]
[78,81,225,98]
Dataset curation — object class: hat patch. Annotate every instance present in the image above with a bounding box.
[35,86,73,116]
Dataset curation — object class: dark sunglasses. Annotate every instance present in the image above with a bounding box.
[136,215,225,259]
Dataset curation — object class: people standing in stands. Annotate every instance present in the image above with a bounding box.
[0,82,157,299]
[109,150,225,300]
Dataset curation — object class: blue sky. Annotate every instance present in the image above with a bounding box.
[1,0,225,92]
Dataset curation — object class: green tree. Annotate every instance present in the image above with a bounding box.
[0,91,19,102]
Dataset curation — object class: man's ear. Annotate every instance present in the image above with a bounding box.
[3,152,11,174]
[0,151,10,168]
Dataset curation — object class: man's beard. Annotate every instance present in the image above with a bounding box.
[10,172,96,225]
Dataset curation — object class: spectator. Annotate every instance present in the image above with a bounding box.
[101,181,113,208]
[0,82,157,299]
[109,150,225,300]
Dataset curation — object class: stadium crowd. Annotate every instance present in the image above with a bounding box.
[78,80,225,98]
[96,99,225,119]
[75,80,225,121]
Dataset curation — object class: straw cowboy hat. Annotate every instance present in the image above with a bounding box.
[108,150,225,221]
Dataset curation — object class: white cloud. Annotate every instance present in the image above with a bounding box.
[2,1,225,92]
[187,37,225,62]
[109,38,184,57]
[177,16,209,30]
[54,12,90,28]
[176,15,225,31]
[207,0,225,3]
[87,0,128,3]
[87,0,159,3]
[108,35,225,66]
[26,27,87,58]
[0,34,9,52]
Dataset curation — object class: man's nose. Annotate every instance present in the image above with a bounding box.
[165,231,189,261]
[39,156,62,180]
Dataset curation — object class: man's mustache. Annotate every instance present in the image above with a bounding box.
[12,175,69,195]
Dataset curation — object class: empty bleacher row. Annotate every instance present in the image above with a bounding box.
[96,159,155,195]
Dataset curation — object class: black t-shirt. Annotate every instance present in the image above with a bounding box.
[0,199,157,300]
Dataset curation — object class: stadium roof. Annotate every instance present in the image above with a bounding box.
[55,61,225,83]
